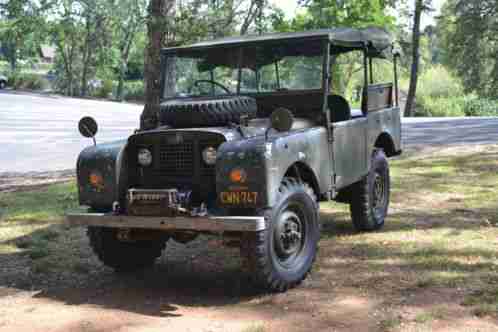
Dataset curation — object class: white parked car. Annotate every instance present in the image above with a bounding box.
[0,75,7,89]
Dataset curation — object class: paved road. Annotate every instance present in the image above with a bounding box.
[0,91,142,173]
[402,116,498,148]
[1,90,497,173]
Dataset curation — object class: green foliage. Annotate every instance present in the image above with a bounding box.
[15,227,59,259]
[302,0,395,30]
[463,98,498,117]
[416,96,467,117]
[95,79,113,99]
[0,182,78,222]
[437,0,498,98]
[417,65,463,99]
[0,0,49,71]
[123,80,144,101]
[413,65,498,117]
[7,72,49,90]
[414,65,471,117]
[270,0,396,35]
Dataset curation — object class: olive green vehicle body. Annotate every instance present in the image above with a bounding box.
[70,28,401,232]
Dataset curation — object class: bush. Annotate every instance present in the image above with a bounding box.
[463,98,498,117]
[123,80,144,101]
[8,72,50,91]
[415,65,469,117]
[96,79,114,99]
[416,96,468,117]
[417,65,464,99]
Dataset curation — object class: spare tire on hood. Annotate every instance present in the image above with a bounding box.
[159,95,257,128]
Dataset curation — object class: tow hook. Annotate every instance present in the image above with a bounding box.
[190,203,208,217]
[117,228,131,241]
[112,201,121,215]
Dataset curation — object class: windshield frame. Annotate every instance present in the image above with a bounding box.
[159,37,330,100]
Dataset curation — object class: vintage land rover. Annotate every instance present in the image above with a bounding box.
[67,27,402,292]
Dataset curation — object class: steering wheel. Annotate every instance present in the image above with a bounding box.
[190,80,232,95]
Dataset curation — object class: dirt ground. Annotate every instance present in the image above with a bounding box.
[1,226,496,332]
[1,146,497,332]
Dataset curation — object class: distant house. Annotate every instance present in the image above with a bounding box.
[39,45,56,63]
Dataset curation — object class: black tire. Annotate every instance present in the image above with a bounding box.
[159,95,257,128]
[87,227,166,272]
[241,178,319,292]
[349,149,390,231]
[0,80,6,89]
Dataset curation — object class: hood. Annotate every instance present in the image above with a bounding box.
[132,117,316,143]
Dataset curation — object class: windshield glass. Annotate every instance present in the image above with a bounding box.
[163,40,324,99]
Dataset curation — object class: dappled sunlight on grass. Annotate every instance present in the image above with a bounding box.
[0,182,78,222]
[315,145,498,323]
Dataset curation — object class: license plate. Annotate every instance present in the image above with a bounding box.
[220,191,258,205]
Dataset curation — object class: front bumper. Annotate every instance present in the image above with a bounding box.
[65,212,266,232]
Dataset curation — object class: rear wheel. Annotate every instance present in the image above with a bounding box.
[0,80,6,89]
[349,149,390,231]
[241,178,319,292]
[87,227,166,272]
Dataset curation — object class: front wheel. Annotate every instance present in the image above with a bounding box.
[87,227,166,272]
[241,178,319,292]
[349,149,390,231]
[0,81,6,89]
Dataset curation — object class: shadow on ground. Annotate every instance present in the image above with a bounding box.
[0,206,496,330]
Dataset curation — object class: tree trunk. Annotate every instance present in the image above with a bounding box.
[141,0,174,130]
[80,19,92,97]
[116,62,127,101]
[6,41,17,72]
[116,30,135,102]
[240,0,258,35]
[405,0,423,117]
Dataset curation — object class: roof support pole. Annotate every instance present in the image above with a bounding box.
[322,40,331,125]
[362,48,369,114]
[394,54,399,107]
[369,57,374,84]
[236,48,243,94]
[210,70,215,95]
[322,40,335,197]
[275,62,280,90]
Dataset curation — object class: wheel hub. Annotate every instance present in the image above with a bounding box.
[275,211,303,259]
[373,172,386,218]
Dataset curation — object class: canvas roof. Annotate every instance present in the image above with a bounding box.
[162,27,393,58]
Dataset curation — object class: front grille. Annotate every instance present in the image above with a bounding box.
[128,132,225,202]
[158,140,194,177]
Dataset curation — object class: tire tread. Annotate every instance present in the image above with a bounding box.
[241,178,318,292]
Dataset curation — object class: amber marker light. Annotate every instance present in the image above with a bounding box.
[229,168,247,183]
[89,172,104,189]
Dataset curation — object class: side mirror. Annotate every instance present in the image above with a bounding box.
[270,108,294,132]
[78,116,98,145]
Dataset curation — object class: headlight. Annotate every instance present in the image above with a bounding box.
[202,146,217,165]
[138,148,152,167]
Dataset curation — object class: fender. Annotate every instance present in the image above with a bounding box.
[77,139,128,210]
[217,127,330,208]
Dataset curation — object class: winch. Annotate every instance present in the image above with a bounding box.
[127,188,186,217]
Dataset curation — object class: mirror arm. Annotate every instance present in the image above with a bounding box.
[82,124,97,146]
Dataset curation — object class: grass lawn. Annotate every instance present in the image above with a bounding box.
[0,145,497,331]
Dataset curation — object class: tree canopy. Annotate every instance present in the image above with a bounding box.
[437,0,498,98]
